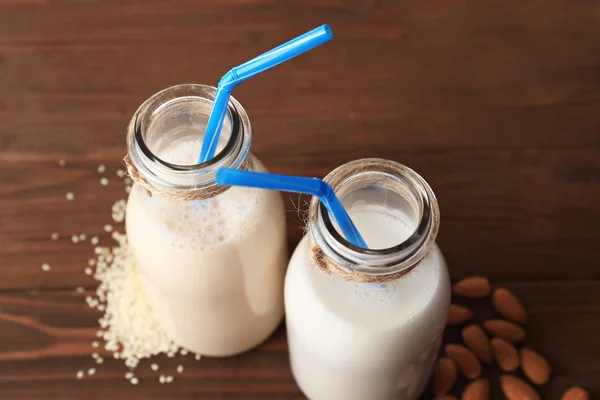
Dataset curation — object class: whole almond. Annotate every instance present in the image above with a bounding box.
[432,357,458,396]
[491,338,520,372]
[453,277,492,298]
[447,304,473,326]
[561,387,589,400]
[520,348,551,384]
[462,325,493,363]
[437,396,458,400]
[492,288,527,324]
[462,378,489,400]
[445,344,482,379]
[500,375,540,400]
[483,319,526,343]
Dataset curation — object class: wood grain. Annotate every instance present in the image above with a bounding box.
[1,0,599,398]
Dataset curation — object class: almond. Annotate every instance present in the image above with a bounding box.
[500,375,540,400]
[491,338,520,372]
[492,288,527,324]
[432,357,458,396]
[483,319,526,343]
[445,344,482,379]
[561,387,590,400]
[520,348,551,385]
[462,325,493,363]
[462,378,489,400]
[453,277,492,298]
[447,304,473,326]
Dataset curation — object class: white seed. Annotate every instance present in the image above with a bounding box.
[59,159,66,167]
[41,263,50,272]
[88,259,96,266]
[84,268,93,275]
[96,331,103,337]
[79,234,86,241]
[116,169,125,177]
[87,368,96,375]
[159,375,166,384]
[92,341,99,348]
[180,349,188,355]
[130,377,139,385]
[167,352,175,358]
[100,177,109,186]
[66,192,74,201]
[97,164,106,173]
[165,375,174,383]
[91,236,99,245]
[51,232,59,241]
[125,372,134,379]
[76,287,84,293]
[150,363,159,371]
[195,354,201,361]
[91,352,99,359]
[103,224,113,232]
[177,365,183,374]
[125,186,131,193]
[71,235,79,243]
[95,357,104,364]
[76,370,84,379]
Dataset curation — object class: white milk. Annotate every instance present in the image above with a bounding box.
[126,139,287,356]
[285,204,450,400]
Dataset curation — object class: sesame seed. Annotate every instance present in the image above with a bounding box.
[95,357,104,364]
[41,263,50,272]
[59,159,66,167]
[88,259,96,266]
[195,354,201,361]
[92,341,99,348]
[130,377,139,385]
[97,165,106,173]
[76,370,84,379]
[125,372,134,379]
[176,365,183,374]
[125,186,131,193]
[159,375,165,384]
[167,352,175,358]
[150,363,159,371]
[91,352,99,359]
[66,192,74,201]
[165,376,174,383]
[51,232,59,241]
[76,287,85,293]
[116,169,125,178]
[100,178,109,186]
[85,268,93,275]
[91,236,99,245]
[79,234,87,241]
[103,224,113,232]
[87,368,96,375]
[71,235,79,243]
[180,349,188,355]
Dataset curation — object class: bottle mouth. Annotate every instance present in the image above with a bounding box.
[126,84,251,191]
[309,158,440,276]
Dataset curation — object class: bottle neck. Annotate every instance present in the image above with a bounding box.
[309,158,440,278]
[126,84,252,193]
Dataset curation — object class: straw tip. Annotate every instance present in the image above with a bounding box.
[321,24,333,40]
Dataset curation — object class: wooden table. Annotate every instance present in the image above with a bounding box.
[1,0,599,398]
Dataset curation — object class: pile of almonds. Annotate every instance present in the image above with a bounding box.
[433,276,590,400]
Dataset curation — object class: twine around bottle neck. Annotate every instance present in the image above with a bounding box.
[123,154,254,200]
[308,236,420,283]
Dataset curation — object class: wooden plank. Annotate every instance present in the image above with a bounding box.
[1,147,599,290]
[0,282,598,399]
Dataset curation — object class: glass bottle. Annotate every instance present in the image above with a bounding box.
[125,84,288,356]
[285,158,450,400]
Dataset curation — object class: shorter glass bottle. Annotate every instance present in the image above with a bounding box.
[285,158,450,400]
[125,84,288,357]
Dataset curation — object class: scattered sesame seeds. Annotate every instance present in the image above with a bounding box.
[176,365,183,374]
[41,263,50,272]
[91,236,99,245]
[84,267,93,275]
[92,341,99,348]
[111,199,127,223]
[125,372,134,379]
[97,165,106,173]
[100,178,109,186]
[87,368,96,375]
[76,287,85,293]
[150,363,159,371]
[76,370,84,379]
[66,192,74,201]
[59,159,67,167]
[116,169,125,178]
[72,235,79,243]
[130,377,139,385]
[51,232,59,241]
[103,224,113,232]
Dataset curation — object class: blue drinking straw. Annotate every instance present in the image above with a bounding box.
[216,168,368,248]
[199,25,333,163]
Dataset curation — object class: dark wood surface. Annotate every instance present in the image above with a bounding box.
[1,0,599,398]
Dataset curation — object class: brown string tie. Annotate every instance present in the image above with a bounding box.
[123,154,254,200]
[309,237,419,283]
